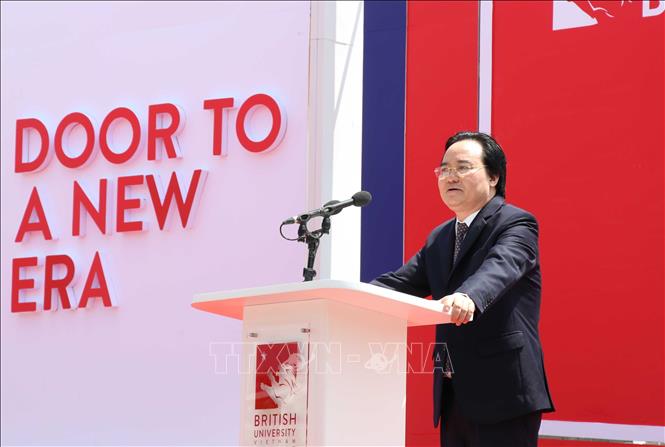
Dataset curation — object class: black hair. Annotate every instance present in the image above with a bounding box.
[444,131,507,197]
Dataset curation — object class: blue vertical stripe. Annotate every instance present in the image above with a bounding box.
[360,1,407,282]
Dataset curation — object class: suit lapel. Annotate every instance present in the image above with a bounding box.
[438,220,456,285]
[448,196,505,278]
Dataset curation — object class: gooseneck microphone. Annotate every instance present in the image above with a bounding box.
[280,190,373,282]
[281,191,372,225]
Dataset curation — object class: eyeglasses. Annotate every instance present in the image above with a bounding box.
[434,165,485,179]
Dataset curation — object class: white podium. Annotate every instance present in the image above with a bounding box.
[193,280,453,446]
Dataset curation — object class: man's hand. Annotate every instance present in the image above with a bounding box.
[441,293,475,326]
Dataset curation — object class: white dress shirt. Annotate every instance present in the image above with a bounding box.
[455,209,480,236]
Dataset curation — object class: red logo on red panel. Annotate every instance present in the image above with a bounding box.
[255,342,301,410]
[553,0,663,31]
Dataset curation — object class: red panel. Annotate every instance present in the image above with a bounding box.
[492,1,664,425]
[404,1,479,444]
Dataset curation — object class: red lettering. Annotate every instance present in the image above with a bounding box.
[203,97,235,156]
[236,94,285,153]
[78,252,114,308]
[15,187,53,242]
[145,170,206,230]
[116,175,145,232]
[44,255,75,311]
[99,107,141,164]
[54,112,96,169]
[73,179,108,236]
[11,257,39,313]
[148,103,183,160]
[15,118,50,173]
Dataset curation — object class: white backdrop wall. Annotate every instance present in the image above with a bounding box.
[308,1,364,283]
[1,2,311,444]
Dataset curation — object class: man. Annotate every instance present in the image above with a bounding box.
[372,131,554,446]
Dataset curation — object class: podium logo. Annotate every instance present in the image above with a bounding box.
[553,0,664,31]
[255,343,302,410]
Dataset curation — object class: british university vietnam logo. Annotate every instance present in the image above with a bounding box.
[249,341,308,446]
[553,0,664,31]
[255,342,302,410]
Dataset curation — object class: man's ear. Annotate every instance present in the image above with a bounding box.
[489,175,499,187]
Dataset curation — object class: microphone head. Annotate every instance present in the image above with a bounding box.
[352,191,372,207]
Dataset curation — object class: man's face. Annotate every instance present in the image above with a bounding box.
[438,139,498,218]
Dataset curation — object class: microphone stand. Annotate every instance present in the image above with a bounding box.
[280,192,371,282]
[297,215,331,282]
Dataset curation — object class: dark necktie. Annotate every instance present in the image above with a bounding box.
[453,222,469,264]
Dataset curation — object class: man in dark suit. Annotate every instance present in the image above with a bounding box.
[372,131,554,446]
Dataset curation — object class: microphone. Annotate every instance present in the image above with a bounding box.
[282,191,372,225]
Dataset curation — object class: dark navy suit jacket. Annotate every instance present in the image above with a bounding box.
[372,196,554,426]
